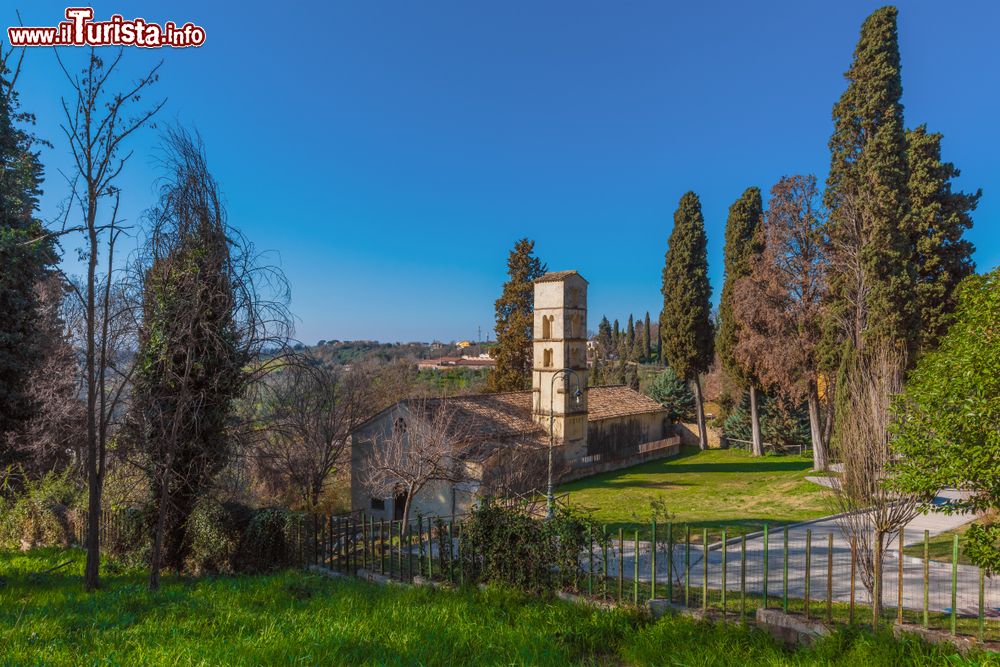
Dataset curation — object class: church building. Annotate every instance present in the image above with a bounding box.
[350,270,680,519]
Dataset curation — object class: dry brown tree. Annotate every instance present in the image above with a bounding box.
[732,175,830,470]
[52,49,164,590]
[360,400,473,526]
[256,361,374,510]
[831,342,917,624]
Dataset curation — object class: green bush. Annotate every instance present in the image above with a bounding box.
[459,501,602,594]
[235,507,302,573]
[0,467,82,550]
[184,499,242,575]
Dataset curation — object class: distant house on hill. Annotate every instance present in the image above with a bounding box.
[350,270,680,519]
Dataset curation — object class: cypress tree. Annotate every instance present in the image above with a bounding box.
[717,187,765,456]
[0,59,56,458]
[904,125,979,353]
[824,6,914,359]
[596,315,613,357]
[643,311,652,362]
[660,191,714,449]
[627,314,636,349]
[487,238,547,392]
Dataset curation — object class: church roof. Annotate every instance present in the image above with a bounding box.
[534,270,588,283]
[381,385,666,461]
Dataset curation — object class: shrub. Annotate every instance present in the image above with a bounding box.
[459,501,602,594]
[0,467,82,550]
[184,499,242,575]
[235,507,302,573]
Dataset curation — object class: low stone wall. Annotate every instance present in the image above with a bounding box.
[560,437,680,483]
[675,422,723,448]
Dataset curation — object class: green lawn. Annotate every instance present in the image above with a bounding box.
[0,548,989,666]
[560,446,832,538]
[903,522,977,565]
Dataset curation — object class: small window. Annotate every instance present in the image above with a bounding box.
[393,417,407,434]
[542,314,554,339]
[370,497,386,511]
[543,348,554,368]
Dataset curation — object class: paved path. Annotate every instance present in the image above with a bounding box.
[593,490,996,616]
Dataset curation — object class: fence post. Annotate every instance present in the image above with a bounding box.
[651,520,657,601]
[618,527,624,603]
[603,525,608,600]
[408,520,414,580]
[667,522,673,603]
[923,529,929,628]
[740,533,746,619]
[762,524,769,609]
[850,537,856,624]
[721,528,727,617]
[804,529,812,620]
[702,528,708,612]
[873,536,881,629]
[783,527,789,614]
[827,532,833,623]
[634,529,639,606]
[459,521,465,587]
[588,526,594,596]
[951,533,959,636]
[684,525,691,608]
[979,567,985,643]
[898,526,904,626]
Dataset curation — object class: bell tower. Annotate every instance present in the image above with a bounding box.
[532,271,588,450]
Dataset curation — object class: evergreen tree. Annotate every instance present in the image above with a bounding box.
[596,315,613,357]
[660,191,714,449]
[646,366,695,423]
[627,314,636,349]
[904,125,979,353]
[487,239,546,392]
[824,6,914,359]
[643,311,652,362]
[0,56,56,459]
[633,319,646,362]
[717,187,765,456]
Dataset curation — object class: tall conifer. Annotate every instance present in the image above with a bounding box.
[487,239,546,392]
[0,56,56,457]
[717,187,765,455]
[660,192,714,449]
[824,6,914,360]
[904,125,979,353]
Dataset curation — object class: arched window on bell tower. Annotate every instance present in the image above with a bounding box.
[542,314,554,339]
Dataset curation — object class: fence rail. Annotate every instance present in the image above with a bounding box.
[83,509,998,644]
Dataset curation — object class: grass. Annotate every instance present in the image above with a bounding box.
[903,522,976,565]
[560,446,832,537]
[2,548,995,666]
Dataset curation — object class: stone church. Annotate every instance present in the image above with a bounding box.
[350,270,680,519]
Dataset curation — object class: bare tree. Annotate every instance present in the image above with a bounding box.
[733,175,830,470]
[54,49,164,590]
[360,400,473,526]
[256,361,373,509]
[831,343,916,625]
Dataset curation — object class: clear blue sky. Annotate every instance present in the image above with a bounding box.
[15,1,999,344]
